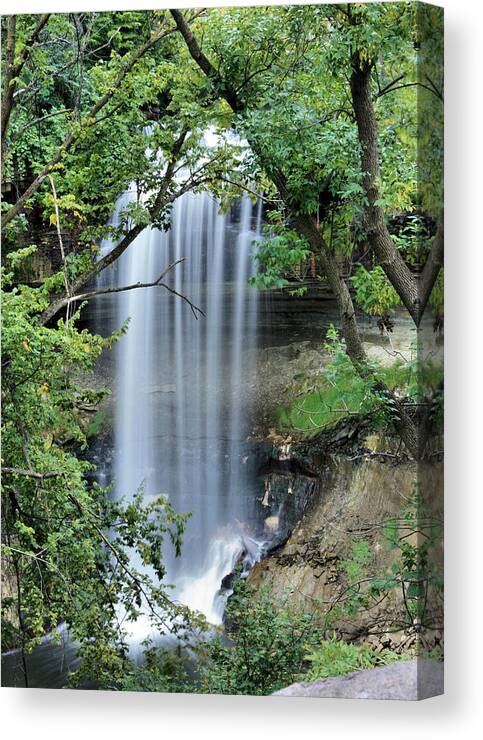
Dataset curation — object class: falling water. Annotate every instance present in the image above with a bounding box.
[99,190,264,628]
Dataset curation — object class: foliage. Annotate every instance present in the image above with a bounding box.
[196,579,321,696]
[392,214,433,267]
[322,484,443,635]
[277,326,443,440]
[1,250,202,686]
[429,270,444,321]
[351,265,401,321]
[1,11,242,271]
[369,484,443,626]
[250,218,310,292]
[114,586,410,694]
[1,3,443,687]
[302,635,402,682]
[117,646,191,693]
[277,326,391,438]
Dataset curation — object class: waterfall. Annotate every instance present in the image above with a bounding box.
[97,190,263,627]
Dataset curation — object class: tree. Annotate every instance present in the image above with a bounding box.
[1,10,225,684]
[1,11,240,324]
[1,250,209,687]
[169,3,443,459]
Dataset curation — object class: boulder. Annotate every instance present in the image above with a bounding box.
[272,659,443,701]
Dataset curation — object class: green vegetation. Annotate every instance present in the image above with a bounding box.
[250,218,311,294]
[1,252,206,687]
[1,4,443,691]
[120,489,444,695]
[351,265,401,326]
[276,326,443,439]
[303,636,402,682]
[196,580,320,696]
[369,486,444,626]
[116,579,410,695]
[322,486,443,636]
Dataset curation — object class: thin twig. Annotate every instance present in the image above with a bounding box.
[47,174,71,309]
[10,109,72,144]
[66,258,205,319]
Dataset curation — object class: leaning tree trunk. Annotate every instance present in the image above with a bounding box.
[170,9,430,460]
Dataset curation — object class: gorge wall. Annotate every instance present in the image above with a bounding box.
[248,443,444,655]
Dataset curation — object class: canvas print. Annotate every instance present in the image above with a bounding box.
[1,2,443,699]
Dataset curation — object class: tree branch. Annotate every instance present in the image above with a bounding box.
[66,259,205,319]
[38,128,189,325]
[218,176,271,203]
[66,492,176,631]
[9,108,72,146]
[170,9,243,112]
[1,14,51,167]
[1,467,65,479]
[172,10,426,459]
[2,19,178,230]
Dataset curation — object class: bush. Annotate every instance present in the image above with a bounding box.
[302,635,402,682]
[197,579,321,696]
[117,647,191,693]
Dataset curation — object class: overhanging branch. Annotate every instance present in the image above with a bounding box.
[66,258,205,319]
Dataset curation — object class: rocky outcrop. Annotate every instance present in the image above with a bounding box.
[273,659,443,700]
[248,451,444,653]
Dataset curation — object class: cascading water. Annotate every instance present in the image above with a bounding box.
[98,189,265,630]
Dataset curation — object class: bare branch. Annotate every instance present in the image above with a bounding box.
[64,258,205,319]
[157,281,205,319]
[375,72,405,97]
[1,467,65,479]
[218,176,271,203]
[377,80,444,101]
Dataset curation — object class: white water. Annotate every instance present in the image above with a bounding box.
[177,532,263,624]
[98,190,264,628]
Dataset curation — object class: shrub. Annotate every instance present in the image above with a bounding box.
[302,635,402,682]
[197,579,321,696]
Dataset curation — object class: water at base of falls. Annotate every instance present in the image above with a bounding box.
[96,189,266,632]
[177,532,264,625]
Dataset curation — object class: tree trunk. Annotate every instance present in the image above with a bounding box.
[171,10,431,460]
[349,54,443,326]
[350,56,419,321]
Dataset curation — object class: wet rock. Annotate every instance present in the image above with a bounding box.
[220,570,237,592]
[264,515,279,533]
[255,453,320,539]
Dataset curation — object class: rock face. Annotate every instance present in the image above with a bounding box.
[248,452,444,653]
[273,659,443,700]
